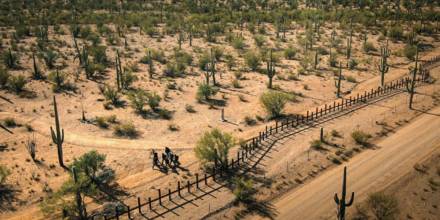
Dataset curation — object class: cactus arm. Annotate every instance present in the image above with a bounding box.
[334,193,340,205]
[346,192,355,206]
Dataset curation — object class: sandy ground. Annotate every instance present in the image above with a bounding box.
[256,106,440,220]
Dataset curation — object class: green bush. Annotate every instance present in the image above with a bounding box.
[2,49,19,69]
[388,26,404,41]
[103,86,120,105]
[147,92,161,111]
[41,50,58,69]
[114,122,137,138]
[8,74,27,93]
[254,35,266,47]
[244,52,260,71]
[284,46,297,60]
[3,117,17,127]
[198,53,210,71]
[346,75,357,83]
[194,128,235,167]
[260,91,293,118]
[128,90,148,112]
[404,44,417,61]
[0,67,10,87]
[233,177,254,202]
[232,37,245,50]
[48,71,66,92]
[244,116,257,126]
[348,59,358,70]
[351,130,372,146]
[196,83,218,101]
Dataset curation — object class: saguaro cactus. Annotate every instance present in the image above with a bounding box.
[334,62,343,98]
[210,48,216,85]
[334,166,355,220]
[50,96,65,168]
[378,45,390,87]
[346,20,353,60]
[267,49,276,89]
[148,50,154,78]
[406,46,419,109]
[314,50,319,69]
[32,52,43,79]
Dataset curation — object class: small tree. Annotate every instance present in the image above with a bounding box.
[367,192,399,220]
[196,83,218,102]
[260,91,292,118]
[2,48,19,69]
[0,67,10,88]
[103,86,120,106]
[194,128,235,168]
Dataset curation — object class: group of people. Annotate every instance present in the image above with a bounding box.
[152,147,180,170]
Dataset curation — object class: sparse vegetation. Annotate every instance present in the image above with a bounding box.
[114,122,138,138]
[351,130,372,146]
[260,91,293,118]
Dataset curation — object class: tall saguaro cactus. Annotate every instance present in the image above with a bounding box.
[334,166,355,220]
[148,50,154,78]
[32,52,43,79]
[346,20,353,60]
[267,49,276,89]
[210,48,216,85]
[378,45,390,87]
[50,96,65,168]
[406,46,419,109]
[334,62,343,98]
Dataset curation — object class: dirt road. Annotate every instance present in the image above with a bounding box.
[263,107,440,220]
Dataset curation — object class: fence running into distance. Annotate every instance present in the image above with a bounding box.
[92,55,440,220]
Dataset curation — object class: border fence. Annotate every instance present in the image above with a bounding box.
[91,56,439,220]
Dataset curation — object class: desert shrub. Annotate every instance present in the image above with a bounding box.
[95,116,109,129]
[244,116,257,126]
[212,47,224,61]
[194,128,235,168]
[41,50,58,69]
[233,71,243,80]
[2,49,19,69]
[164,62,186,77]
[331,129,341,137]
[367,192,399,220]
[233,177,254,202]
[3,117,17,127]
[175,50,193,66]
[310,139,324,150]
[8,74,27,93]
[147,92,161,111]
[157,108,173,120]
[103,86,120,105]
[196,83,218,101]
[403,44,417,61]
[346,75,357,83]
[168,123,179,131]
[351,130,372,146]
[128,90,148,112]
[232,79,241,88]
[120,70,138,89]
[225,54,235,70]
[90,46,108,66]
[114,122,137,138]
[244,52,260,71]
[185,104,196,113]
[198,53,210,71]
[254,35,266,47]
[348,59,358,70]
[0,67,10,87]
[388,26,404,41]
[260,91,293,118]
[48,71,66,92]
[363,42,376,53]
[284,46,297,59]
[0,165,10,185]
[232,36,245,50]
